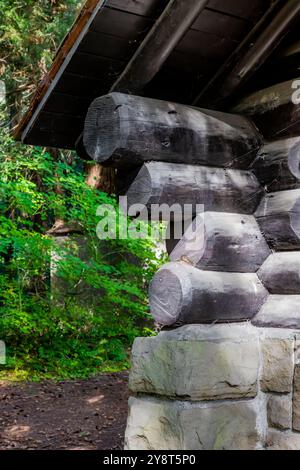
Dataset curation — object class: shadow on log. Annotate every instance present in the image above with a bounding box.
[168,212,270,273]
[232,79,300,140]
[252,138,300,191]
[252,295,300,328]
[165,219,194,256]
[255,189,300,250]
[84,93,263,169]
[149,262,268,326]
[123,161,263,220]
[258,252,300,294]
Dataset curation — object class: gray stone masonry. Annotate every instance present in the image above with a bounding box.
[125,323,300,450]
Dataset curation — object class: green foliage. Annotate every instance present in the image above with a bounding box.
[0,127,163,380]
[0,0,84,107]
[0,1,164,380]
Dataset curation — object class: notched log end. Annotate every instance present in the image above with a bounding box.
[149,262,190,326]
[83,93,122,164]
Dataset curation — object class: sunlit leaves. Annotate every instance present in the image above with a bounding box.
[0,0,166,380]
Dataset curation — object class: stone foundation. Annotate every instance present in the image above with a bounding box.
[125,323,300,450]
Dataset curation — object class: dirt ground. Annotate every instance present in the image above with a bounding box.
[0,372,129,450]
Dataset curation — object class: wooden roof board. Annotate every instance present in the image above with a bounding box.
[15,0,107,145]
[108,0,270,21]
[106,0,169,18]
[208,0,272,20]
[192,9,248,41]
[15,0,274,150]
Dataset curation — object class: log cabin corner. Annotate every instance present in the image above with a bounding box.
[14,0,300,450]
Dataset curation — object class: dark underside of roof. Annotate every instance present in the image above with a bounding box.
[16,0,300,150]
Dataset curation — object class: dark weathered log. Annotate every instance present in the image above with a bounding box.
[124,161,263,220]
[149,262,268,326]
[252,295,300,329]
[258,252,300,294]
[255,189,300,250]
[232,79,300,139]
[169,212,270,273]
[111,0,209,94]
[252,138,300,191]
[84,93,263,169]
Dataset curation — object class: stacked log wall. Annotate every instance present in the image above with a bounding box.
[83,91,300,329]
[232,74,300,328]
[84,93,269,327]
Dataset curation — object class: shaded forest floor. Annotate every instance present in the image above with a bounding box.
[0,372,129,450]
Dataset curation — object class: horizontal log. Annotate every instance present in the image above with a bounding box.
[232,79,300,139]
[252,295,300,328]
[252,137,300,191]
[258,252,300,294]
[84,92,263,169]
[255,189,300,250]
[124,162,263,220]
[149,262,268,326]
[169,212,270,273]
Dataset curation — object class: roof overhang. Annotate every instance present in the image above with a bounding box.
[14,0,300,150]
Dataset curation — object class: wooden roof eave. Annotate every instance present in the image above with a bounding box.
[14,0,106,142]
[14,0,300,151]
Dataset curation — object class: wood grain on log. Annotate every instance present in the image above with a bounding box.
[232,79,300,139]
[124,161,263,220]
[255,189,300,250]
[258,252,300,294]
[169,212,270,273]
[252,138,300,191]
[149,262,268,326]
[252,295,300,329]
[84,93,263,169]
